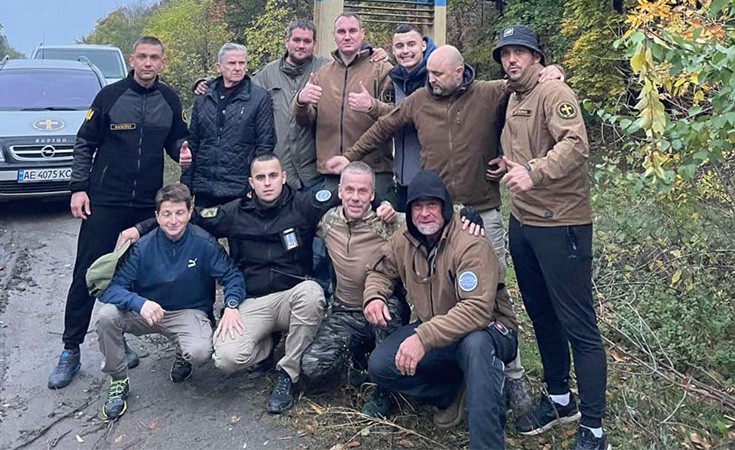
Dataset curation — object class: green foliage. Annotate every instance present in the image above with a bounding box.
[144,0,233,106]
[81,5,152,55]
[243,0,291,71]
[560,0,628,110]
[0,23,24,58]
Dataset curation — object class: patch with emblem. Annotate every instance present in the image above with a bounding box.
[315,189,332,202]
[512,108,532,117]
[557,102,578,119]
[458,271,478,292]
[281,228,300,251]
[85,109,94,121]
[110,123,137,131]
[382,89,395,103]
[199,207,218,218]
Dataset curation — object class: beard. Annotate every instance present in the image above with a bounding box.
[416,222,442,236]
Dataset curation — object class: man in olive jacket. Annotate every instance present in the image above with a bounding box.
[364,170,517,450]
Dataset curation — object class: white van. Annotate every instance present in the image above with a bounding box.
[31,44,127,84]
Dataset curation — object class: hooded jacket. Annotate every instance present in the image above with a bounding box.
[363,170,516,349]
[292,47,395,174]
[500,63,593,226]
[389,36,437,186]
[344,65,508,212]
[181,75,275,201]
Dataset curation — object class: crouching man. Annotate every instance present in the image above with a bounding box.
[364,170,518,450]
[96,183,245,420]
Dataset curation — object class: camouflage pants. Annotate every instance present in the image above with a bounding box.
[301,296,409,381]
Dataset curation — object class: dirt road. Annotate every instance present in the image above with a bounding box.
[0,200,309,450]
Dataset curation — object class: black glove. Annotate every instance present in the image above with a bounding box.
[460,206,484,231]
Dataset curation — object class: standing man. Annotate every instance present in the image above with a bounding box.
[48,36,189,390]
[96,183,245,420]
[293,13,396,204]
[365,170,517,450]
[180,42,275,208]
[495,25,609,450]
[387,23,436,211]
[251,19,328,191]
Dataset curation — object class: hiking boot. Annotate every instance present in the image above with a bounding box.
[48,349,81,389]
[571,427,612,450]
[170,348,192,383]
[433,385,466,429]
[516,393,581,436]
[361,387,392,417]
[348,369,370,389]
[506,377,533,415]
[267,368,294,414]
[102,377,130,420]
[123,338,140,369]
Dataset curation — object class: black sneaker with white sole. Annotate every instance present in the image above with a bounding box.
[515,393,581,435]
[572,426,612,450]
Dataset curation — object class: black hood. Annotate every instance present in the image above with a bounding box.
[406,170,454,242]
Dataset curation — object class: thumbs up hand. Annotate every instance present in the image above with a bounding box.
[348,80,373,113]
[179,141,192,170]
[501,157,534,194]
[297,72,322,105]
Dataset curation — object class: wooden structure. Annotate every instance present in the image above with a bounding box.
[314,0,446,57]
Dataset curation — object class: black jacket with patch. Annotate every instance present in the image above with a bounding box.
[70,71,188,208]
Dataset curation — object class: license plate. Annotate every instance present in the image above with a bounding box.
[17,168,72,183]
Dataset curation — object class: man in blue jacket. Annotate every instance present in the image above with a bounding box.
[96,183,245,421]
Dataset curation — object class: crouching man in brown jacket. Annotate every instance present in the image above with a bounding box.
[364,170,517,450]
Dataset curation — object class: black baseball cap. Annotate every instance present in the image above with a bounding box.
[492,25,545,65]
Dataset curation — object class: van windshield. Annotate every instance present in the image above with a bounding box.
[35,48,126,79]
[0,69,101,111]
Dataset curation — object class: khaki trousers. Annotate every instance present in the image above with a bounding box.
[213,280,325,382]
[479,208,523,380]
[97,303,213,378]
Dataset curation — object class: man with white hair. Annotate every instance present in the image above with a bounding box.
[180,42,275,208]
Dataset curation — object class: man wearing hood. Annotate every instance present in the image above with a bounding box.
[326,44,563,413]
[495,25,609,450]
[293,13,395,203]
[386,24,436,211]
[363,170,518,450]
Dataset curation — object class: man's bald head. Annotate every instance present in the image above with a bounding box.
[426,45,465,96]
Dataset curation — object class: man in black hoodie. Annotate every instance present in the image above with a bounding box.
[363,170,518,450]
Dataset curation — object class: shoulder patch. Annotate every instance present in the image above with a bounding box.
[315,189,332,202]
[458,271,478,292]
[199,207,218,218]
[557,102,578,119]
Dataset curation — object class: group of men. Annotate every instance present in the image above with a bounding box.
[46,12,609,450]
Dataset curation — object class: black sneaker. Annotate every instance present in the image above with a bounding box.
[123,338,140,369]
[515,394,581,435]
[572,427,611,450]
[267,368,294,414]
[48,349,81,389]
[361,387,392,418]
[170,348,192,383]
[102,377,130,420]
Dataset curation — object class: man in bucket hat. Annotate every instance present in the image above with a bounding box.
[494,25,611,450]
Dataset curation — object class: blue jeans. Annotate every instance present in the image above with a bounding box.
[368,321,517,450]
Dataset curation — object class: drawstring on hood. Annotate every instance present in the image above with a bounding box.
[405,170,454,243]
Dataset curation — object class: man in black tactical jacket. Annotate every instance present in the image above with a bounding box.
[48,36,189,390]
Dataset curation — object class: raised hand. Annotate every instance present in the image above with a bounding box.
[179,141,192,170]
[348,80,373,113]
[297,73,322,105]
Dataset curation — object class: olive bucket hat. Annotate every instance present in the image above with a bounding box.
[492,25,545,65]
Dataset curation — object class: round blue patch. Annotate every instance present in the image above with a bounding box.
[458,271,478,292]
[315,189,332,202]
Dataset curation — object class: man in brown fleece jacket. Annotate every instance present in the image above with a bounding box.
[364,170,517,450]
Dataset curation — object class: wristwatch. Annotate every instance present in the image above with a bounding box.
[225,298,239,309]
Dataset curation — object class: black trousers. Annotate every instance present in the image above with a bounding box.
[508,216,607,428]
[63,205,154,348]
